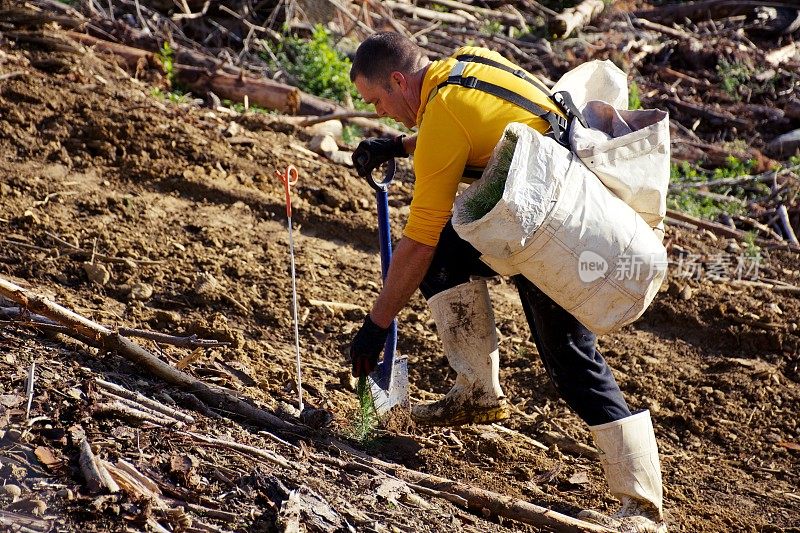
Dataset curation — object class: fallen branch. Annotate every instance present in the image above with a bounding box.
[666,209,800,252]
[95,378,196,423]
[385,0,470,24]
[729,279,800,295]
[79,438,120,493]
[730,215,785,242]
[631,17,696,40]
[307,298,364,311]
[0,306,224,353]
[297,110,378,127]
[664,97,750,129]
[776,205,800,245]
[164,498,240,523]
[0,509,53,533]
[670,139,776,173]
[0,70,28,81]
[180,431,295,470]
[94,399,186,427]
[0,276,307,436]
[540,431,599,459]
[318,451,612,533]
[550,0,611,39]
[424,0,526,27]
[490,423,550,452]
[117,328,230,348]
[667,166,800,190]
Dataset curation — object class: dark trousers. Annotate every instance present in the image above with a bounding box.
[420,221,631,426]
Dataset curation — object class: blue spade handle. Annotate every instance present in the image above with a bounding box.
[365,160,398,388]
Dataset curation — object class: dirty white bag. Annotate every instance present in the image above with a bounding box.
[570,101,671,235]
[552,60,671,234]
[551,59,628,110]
[453,123,668,335]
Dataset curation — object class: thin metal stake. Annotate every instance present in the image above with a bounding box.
[25,360,35,420]
[277,165,304,413]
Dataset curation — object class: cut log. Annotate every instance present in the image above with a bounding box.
[550,0,610,39]
[64,30,156,70]
[176,64,302,114]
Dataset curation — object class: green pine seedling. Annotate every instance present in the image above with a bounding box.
[352,375,377,442]
[460,130,519,222]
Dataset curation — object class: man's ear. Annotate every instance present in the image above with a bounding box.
[390,71,407,90]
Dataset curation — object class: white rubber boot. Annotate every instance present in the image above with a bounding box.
[579,410,667,532]
[412,279,510,426]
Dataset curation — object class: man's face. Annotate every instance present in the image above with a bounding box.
[354,74,414,128]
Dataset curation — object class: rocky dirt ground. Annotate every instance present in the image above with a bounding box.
[1,6,800,533]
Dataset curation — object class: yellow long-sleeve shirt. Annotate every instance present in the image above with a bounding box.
[405,46,562,246]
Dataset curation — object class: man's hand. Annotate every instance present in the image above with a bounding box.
[353,136,407,177]
[349,315,390,377]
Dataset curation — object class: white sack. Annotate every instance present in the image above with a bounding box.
[453,123,668,335]
[551,60,628,110]
[570,101,671,232]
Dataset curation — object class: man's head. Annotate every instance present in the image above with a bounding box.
[350,32,429,128]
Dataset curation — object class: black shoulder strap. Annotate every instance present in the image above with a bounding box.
[453,54,553,97]
[435,55,587,147]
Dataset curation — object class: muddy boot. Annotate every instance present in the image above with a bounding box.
[412,279,510,426]
[578,410,667,533]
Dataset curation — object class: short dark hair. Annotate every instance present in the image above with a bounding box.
[350,32,427,85]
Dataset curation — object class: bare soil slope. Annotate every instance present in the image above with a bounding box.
[1,21,799,533]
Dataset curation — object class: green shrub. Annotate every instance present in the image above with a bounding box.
[267,25,362,105]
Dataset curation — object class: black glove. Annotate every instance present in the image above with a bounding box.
[349,315,390,377]
[353,135,407,178]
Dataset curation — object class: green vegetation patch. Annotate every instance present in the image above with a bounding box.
[267,25,361,105]
[667,157,761,219]
[459,130,519,223]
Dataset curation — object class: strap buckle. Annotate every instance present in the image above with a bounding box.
[460,76,479,89]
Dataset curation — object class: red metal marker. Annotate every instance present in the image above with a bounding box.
[275,165,303,413]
